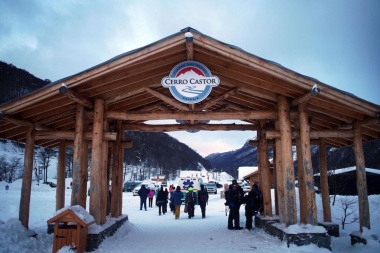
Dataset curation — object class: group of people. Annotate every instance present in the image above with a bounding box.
[138,185,169,215]
[138,184,209,220]
[225,179,262,230]
[137,179,262,230]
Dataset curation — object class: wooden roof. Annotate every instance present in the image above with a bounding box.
[0,27,379,149]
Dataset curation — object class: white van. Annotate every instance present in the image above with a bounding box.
[177,176,203,203]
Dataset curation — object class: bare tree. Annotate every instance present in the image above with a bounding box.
[8,157,22,183]
[0,155,8,182]
[338,196,359,229]
[36,148,56,183]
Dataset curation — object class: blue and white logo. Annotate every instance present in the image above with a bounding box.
[161,61,220,104]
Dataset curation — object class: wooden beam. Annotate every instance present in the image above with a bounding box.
[298,103,317,225]
[0,112,34,127]
[33,130,116,141]
[59,84,93,109]
[18,128,34,229]
[123,123,257,132]
[319,139,332,222]
[275,121,285,223]
[90,99,105,225]
[266,129,355,139]
[145,88,190,111]
[353,122,371,232]
[185,33,194,60]
[107,110,279,121]
[197,88,239,111]
[278,95,297,227]
[291,85,320,107]
[111,120,123,217]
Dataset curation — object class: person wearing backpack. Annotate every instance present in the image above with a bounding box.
[252,184,262,214]
[185,186,197,219]
[198,184,209,219]
[226,182,244,230]
[244,184,261,230]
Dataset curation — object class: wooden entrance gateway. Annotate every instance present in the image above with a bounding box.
[0,28,379,235]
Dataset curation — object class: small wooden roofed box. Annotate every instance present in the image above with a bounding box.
[47,205,95,253]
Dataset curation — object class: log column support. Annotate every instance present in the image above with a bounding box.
[90,99,105,225]
[319,138,332,222]
[79,121,89,208]
[111,120,124,217]
[353,122,371,231]
[278,95,297,227]
[275,121,285,222]
[100,119,109,224]
[258,120,272,216]
[56,140,67,210]
[295,120,307,223]
[298,103,317,225]
[19,128,35,228]
[71,104,85,207]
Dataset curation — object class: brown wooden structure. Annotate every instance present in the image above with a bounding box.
[47,207,94,253]
[0,27,379,232]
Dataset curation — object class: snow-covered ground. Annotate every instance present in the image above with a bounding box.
[0,178,379,253]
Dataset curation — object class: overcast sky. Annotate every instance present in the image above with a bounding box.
[1,0,379,157]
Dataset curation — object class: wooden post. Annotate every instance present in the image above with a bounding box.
[298,103,317,225]
[111,120,124,217]
[273,146,279,215]
[19,128,35,228]
[56,140,67,210]
[275,121,285,223]
[319,138,332,222]
[353,122,371,231]
[79,121,89,209]
[258,120,272,216]
[295,120,307,224]
[278,95,297,227]
[71,104,85,207]
[100,120,109,224]
[90,99,105,225]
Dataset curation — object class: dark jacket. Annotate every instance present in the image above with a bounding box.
[198,185,209,204]
[138,185,150,200]
[171,189,183,206]
[226,185,242,207]
[157,187,167,204]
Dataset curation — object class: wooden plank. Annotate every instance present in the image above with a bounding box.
[71,104,84,206]
[56,140,66,211]
[145,88,190,111]
[278,95,297,227]
[100,120,109,224]
[353,123,371,232]
[89,99,105,225]
[18,128,35,228]
[275,121,285,223]
[59,85,93,109]
[122,123,258,132]
[319,139,332,222]
[111,120,123,217]
[298,103,318,225]
[79,121,89,208]
[295,121,307,224]
[107,110,279,121]
[258,120,272,216]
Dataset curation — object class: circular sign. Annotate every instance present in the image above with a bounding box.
[161,60,220,104]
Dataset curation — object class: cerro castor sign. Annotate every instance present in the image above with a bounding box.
[161,60,220,104]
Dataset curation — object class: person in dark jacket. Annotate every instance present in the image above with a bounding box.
[138,185,150,211]
[226,182,243,229]
[185,186,197,219]
[156,186,168,215]
[197,184,209,219]
[244,184,261,230]
[170,186,183,219]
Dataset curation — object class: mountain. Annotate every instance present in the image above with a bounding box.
[206,138,380,177]
[0,61,51,105]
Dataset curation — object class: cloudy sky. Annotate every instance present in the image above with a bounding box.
[1,0,379,157]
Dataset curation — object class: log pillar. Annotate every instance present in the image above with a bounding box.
[56,140,67,210]
[278,95,297,227]
[111,120,124,217]
[353,122,371,231]
[19,128,35,228]
[298,103,317,225]
[295,121,307,223]
[71,104,85,207]
[258,120,272,216]
[100,120,109,224]
[319,138,331,222]
[90,99,105,225]
[273,145,279,215]
[79,121,89,208]
[275,121,285,223]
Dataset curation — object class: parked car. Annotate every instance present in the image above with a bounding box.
[241,182,251,192]
[132,182,156,196]
[204,182,217,194]
[123,181,141,192]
